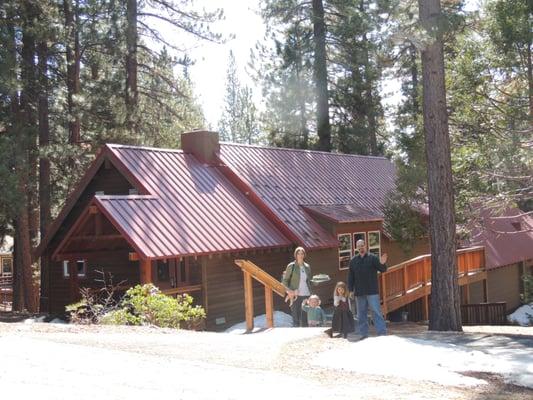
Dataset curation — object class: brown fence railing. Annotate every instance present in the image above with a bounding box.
[234,259,287,331]
[461,302,507,325]
[379,246,486,316]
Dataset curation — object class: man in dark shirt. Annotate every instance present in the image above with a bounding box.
[348,239,388,338]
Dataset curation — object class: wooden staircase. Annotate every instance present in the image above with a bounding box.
[234,246,486,331]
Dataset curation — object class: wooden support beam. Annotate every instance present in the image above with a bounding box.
[201,258,209,314]
[243,270,254,332]
[381,272,388,315]
[422,295,429,321]
[89,206,99,214]
[129,252,139,261]
[265,287,274,329]
[140,259,152,284]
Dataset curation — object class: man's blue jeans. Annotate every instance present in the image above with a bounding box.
[356,294,387,336]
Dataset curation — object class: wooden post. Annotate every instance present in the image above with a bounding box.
[381,273,388,315]
[201,258,209,313]
[265,287,274,328]
[244,271,254,332]
[403,265,409,295]
[140,259,152,284]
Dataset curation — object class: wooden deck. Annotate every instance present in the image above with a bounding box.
[380,246,486,318]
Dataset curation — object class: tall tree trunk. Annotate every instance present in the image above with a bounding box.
[6,12,23,312]
[64,0,81,144]
[362,32,378,155]
[20,10,40,247]
[527,39,532,127]
[38,41,51,238]
[418,0,462,331]
[312,0,331,152]
[18,11,39,313]
[126,0,138,134]
[38,40,51,312]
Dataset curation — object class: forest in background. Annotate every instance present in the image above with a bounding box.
[0,0,531,325]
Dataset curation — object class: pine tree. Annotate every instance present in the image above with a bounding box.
[418,0,462,332]
[219,51,261,144]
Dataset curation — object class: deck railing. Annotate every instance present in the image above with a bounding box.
[379,246,486,316]
[461,302,507,325]
[234,259,287,332]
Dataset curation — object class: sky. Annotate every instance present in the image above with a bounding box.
[164,0,265,128]
[159,0,481,129]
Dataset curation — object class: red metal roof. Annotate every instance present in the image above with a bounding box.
[93,144,291,259]
[302,204,384,223]
[218,143,397,249]
[467,208,533,269]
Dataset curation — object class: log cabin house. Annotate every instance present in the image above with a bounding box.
[36,130,490,330]
[463,208,533,312]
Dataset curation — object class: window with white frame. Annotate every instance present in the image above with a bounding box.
[2,258,13,276]
[352,232,367,257]
[63,260,86,278]
[338,233,352,270]
[368,231,381,258]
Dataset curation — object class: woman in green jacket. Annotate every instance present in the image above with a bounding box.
[282,246,312,327]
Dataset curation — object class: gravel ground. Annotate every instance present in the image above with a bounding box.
[0,321,531,400]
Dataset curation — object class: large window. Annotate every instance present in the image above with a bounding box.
[2,258,13,276]
[368,231,381,258]
[352,232,367,257]
[338,233,352,270]
[63,260,86,278]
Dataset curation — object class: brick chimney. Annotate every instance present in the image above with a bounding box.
[181,130,220,165]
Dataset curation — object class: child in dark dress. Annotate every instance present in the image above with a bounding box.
[331,281,355,338]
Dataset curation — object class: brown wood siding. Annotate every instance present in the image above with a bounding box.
[203,247,360,330]
[42,163,134,312]
[468,281,486,304]
[204,251,292,331]
[384,238,430,267]
[335,221,430,266]
[48,249,139,314]
[47,163,134,252]
[487,263,522,311]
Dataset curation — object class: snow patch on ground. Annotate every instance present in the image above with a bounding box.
[313,335,533,388]
[508,303,533,326]
[225,311,294,333]
[0,336,333,400]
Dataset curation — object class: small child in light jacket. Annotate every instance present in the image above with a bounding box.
[302,294,325,327]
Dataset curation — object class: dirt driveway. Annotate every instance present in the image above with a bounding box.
[0,322,531,400]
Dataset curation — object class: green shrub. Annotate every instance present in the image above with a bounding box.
[67,282,206,329]
[122,284,206,329]
[100,309,142,326]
